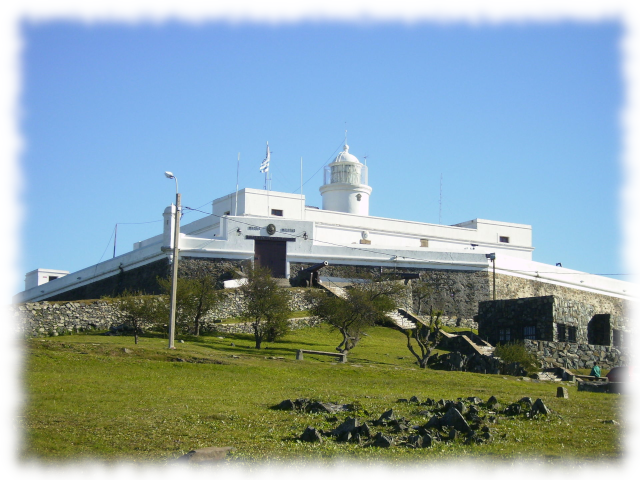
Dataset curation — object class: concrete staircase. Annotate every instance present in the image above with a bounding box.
[319,283,348,299]
[387,310,416,329]
[393,308,495,358]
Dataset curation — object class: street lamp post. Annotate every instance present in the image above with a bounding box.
[165,171,180,349]
[486,253,496,300]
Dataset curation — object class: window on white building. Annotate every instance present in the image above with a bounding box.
[499,236,510,243]
[271,209,283,216]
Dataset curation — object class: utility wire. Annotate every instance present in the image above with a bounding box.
[290,139,345,194]
[182,205,632,278]
[97,225,116,264]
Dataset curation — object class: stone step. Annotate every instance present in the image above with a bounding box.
[321,284,348,299]
[388,311,415,329]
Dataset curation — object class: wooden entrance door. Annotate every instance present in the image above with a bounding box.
[254,240,287,277]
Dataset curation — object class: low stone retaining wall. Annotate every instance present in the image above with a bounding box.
[524,339,627,370]
[13,288,316,337]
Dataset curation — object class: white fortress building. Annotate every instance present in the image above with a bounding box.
[15,143,637,312]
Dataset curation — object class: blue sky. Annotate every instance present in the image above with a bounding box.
[18,20,623,293]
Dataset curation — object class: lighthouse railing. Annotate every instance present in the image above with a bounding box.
[323,163,368,186]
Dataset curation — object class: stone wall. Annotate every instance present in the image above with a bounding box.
[39,257,632,328]
[494,273,629,318]
[45,259,171,302]
[477,295,629,347]
[41,257,248,302]
[477,296,555,344]
[291,262,490,323]
[14,288,316,337]
[524,339,626,370]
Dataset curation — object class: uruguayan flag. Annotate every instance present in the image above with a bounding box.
[259,142,270,173]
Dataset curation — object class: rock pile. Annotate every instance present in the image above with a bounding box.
[429,352,528,377]
[276,395,551,449]
[272,398,355,414]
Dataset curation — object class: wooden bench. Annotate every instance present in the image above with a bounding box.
[296,349,347,363]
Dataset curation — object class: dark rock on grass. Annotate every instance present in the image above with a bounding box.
[422,433,433,447]
[482,432,492,441]
[519,397,533,407]
[409,396,421,403]
[468,418,482,430]
[330,417,359,437]
[421,398,435,406]
[448,428,458,440]
[453,401,467,415]
[467,396,482,404]
[397,398,409,403]
[406,434,423,448]
[557,386,569,398]
[389,419,410,433]
[325,416,338,423]
[272,399,296,410]
[272,398,351,413]
[356,422,372,438]
[486,396,499,408]
[371,432,394,448]
[300,427,323,443]
[337,430,352,443]
[306,401,350,414]
[425,415,441,429]
[374,409,395,425]
[531,398,550,415]
[503,403,522,416]
[440,405,471,433]
[464,430,478,445]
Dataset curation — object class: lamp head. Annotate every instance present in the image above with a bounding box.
[164,171,175,179]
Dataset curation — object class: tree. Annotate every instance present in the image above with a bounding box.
[308,279,407,354]
[239,266,292,349]
[400,307,442,368]
[158,275,224,336]
[412,279,432,315]
[113,291,165,344]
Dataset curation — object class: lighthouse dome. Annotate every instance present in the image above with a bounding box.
[334,144,360,163]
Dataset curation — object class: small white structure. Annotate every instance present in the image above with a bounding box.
[24,269,69,291]
[320,145,372,216]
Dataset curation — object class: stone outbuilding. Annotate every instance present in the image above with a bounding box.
[475,295,630,369]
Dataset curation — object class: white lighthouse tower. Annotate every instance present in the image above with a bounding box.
[319,144,372,216]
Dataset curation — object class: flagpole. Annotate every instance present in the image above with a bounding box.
[235,153,240,216]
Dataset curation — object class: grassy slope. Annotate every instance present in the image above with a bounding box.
[21,324,623,464]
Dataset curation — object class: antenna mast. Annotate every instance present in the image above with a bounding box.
[439,173,443,225]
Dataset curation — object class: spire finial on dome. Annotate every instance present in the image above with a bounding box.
[344,144,349,152]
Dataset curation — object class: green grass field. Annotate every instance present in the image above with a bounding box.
[21,324,624,464]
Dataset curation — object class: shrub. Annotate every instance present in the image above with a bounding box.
[494,341,540,374]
